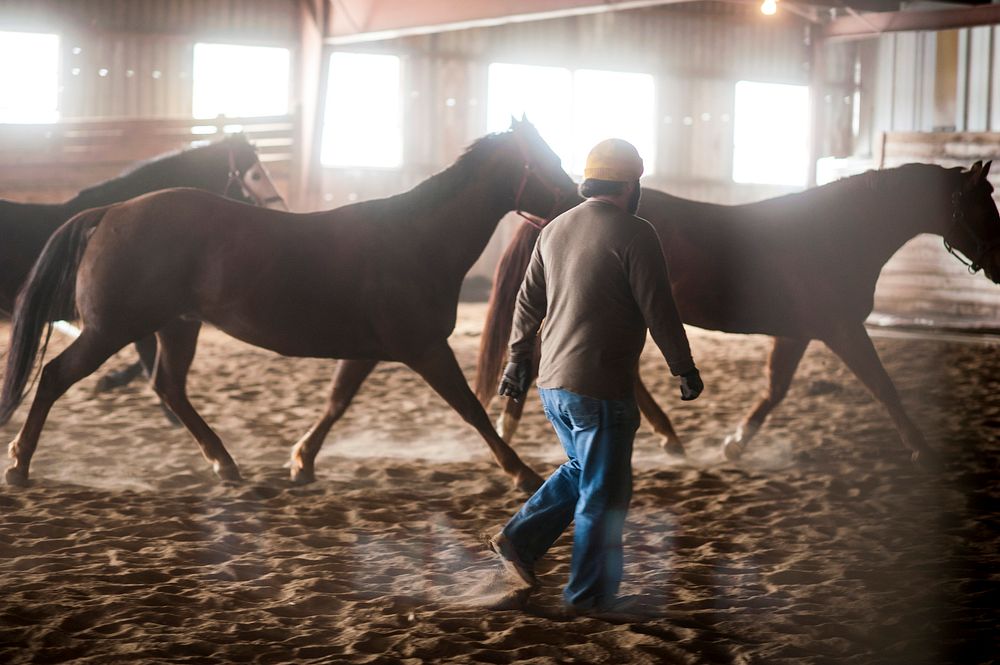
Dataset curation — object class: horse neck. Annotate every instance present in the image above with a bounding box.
[845,167,953,268]
[65,151,226,213]
[405,156,516,278]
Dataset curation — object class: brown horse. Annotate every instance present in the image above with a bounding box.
[0,118,576,490]
[476,161,999,466]
[0,134,286,392]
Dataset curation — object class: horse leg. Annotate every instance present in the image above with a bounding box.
[408,342,543,494]
[94,334,157,392]
[495,335,540,442]
[137,334,182,427]
[288,358,378,484]
[821,324,934,467]
[151,319,240,482]
[635,376,684,457]
[723,336,808,460]
[5,330,128,486]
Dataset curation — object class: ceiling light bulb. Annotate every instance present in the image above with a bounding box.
[761,0,777,15]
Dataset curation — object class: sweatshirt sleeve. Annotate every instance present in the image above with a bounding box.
[508,238,548,364]
[625,221,696,376]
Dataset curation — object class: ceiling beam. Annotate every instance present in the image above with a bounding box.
[823,4,1000,41]
[325,0,694,44]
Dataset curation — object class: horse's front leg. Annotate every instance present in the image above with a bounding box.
[289,359,378,484]
[408,342,542,494]
[723,336,808,460]
[820,324,936,468]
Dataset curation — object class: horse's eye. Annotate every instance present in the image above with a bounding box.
[252,172,262,181]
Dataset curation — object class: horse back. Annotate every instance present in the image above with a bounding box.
[639,189,873,337]
[76,188,400,358]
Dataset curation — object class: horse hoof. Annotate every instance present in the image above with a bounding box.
[661,439,686,458]
[290,467,316,485]
[722,437,745,461]
[214,463,242,483]
[514,469,543,495]
[4,466,29,487]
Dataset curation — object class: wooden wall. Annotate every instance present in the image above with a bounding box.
[313,2,819,280]
[0,115,294,203]
[0,0,300,203]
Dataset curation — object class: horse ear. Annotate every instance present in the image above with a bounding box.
[983,160,992,179]
[964,160,984,190]
[521,112,529,124]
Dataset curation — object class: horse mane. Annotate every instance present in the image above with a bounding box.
[831,162,950,196]
[386,131,509,208]
[71,135,251,207]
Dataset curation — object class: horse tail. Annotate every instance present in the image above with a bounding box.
[474,222,542,406]
[0,206,109,425]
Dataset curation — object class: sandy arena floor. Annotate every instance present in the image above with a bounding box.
[0,303,997,664]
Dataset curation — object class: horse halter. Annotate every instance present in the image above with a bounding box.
[944,190,1000,274]
[226,147,287,208]
[511,132,568,230]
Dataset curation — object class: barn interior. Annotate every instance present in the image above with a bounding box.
[0,1,998,663]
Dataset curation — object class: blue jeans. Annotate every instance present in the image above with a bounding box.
[501,387,641,610]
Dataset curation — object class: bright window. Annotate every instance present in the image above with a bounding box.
[0,31,60,123]
[486,63,573,168]
[572,69,655,176]
[192,43,290,119]
[487,63,655,177]
[732,80,810,187]
[322,52,402,168]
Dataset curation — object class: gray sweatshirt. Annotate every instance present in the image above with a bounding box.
[509,199,695,400]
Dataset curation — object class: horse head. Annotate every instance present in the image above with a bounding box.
[219,134,288,210]
[944,160,1000,284]
[505,116,579,227]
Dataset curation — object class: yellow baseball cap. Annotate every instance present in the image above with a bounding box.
[583,138,644,181]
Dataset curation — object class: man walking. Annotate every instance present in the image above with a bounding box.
[493,138,703,616]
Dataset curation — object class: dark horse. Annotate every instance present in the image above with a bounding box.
[0,118,577,490]
[476,161,999,466]
[0,134,287,390]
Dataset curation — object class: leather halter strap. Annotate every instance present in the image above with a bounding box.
[944,190,1000,273]
[225,147,283,207]
[511,131,567,230]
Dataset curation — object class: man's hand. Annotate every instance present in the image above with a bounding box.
[498,361,531,402]
[679,368,703,401]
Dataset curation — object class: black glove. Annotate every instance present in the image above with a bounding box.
[679,368,703,401]
[498,361,531,402]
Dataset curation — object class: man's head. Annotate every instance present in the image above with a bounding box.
[579,138,644,214]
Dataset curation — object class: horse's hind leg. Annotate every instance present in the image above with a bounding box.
[95,334,156,392]
[94,334,180,427]
[408,342,542,494]
[635,376,684,456]
[6,331,128,486]
[821,324,934,467]
[289,358,378,484]
[151,319,240,481]
[723,336,808,460]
